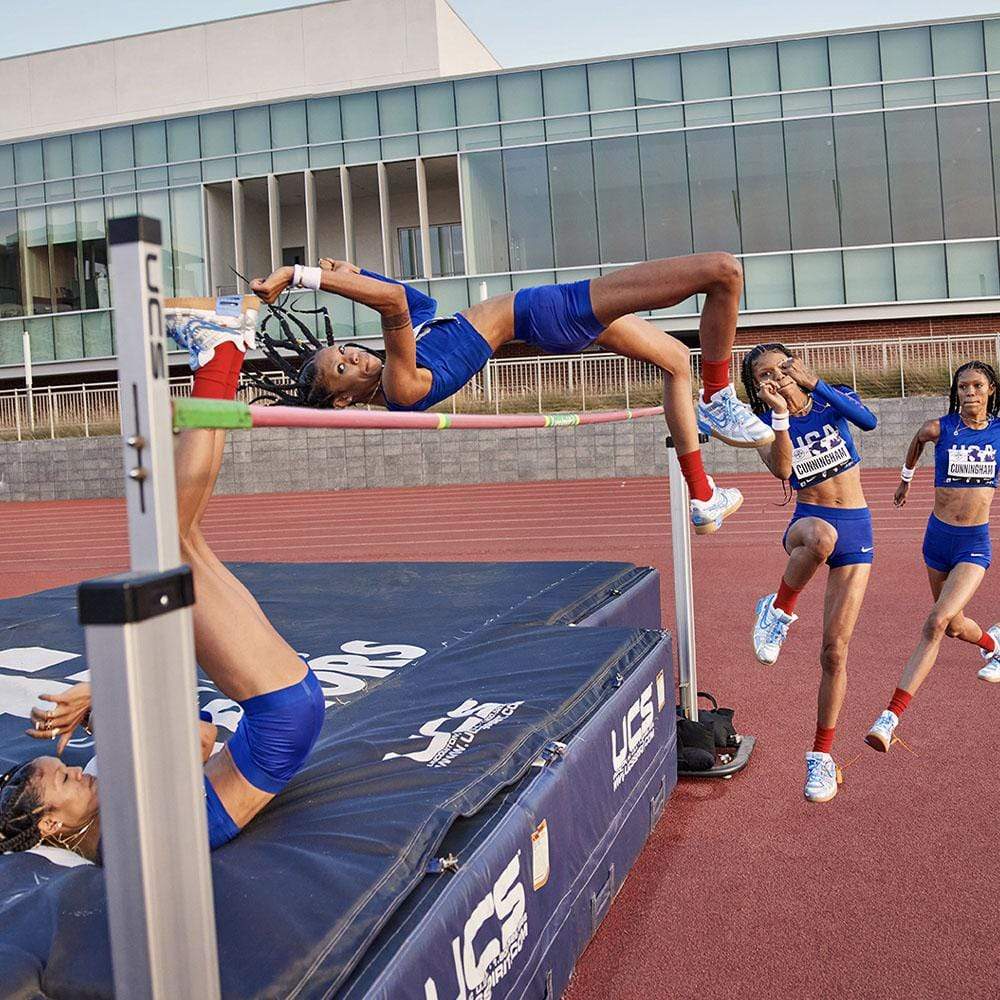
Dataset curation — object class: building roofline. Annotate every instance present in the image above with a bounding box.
[439,0,502,67]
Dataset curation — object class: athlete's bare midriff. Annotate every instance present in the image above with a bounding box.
[933,486,995,526]
[796,463,867,509]
[461,293,516,351]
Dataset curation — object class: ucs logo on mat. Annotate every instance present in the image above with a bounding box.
[383,698,523,768]
[610,682,655,791]
[424,850,528,1000]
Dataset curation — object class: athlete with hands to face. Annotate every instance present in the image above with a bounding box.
[867,361,1000,752]
[741,344,878,802]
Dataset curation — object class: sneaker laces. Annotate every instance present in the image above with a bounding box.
[763,605,789,645]
[806,755,834,784]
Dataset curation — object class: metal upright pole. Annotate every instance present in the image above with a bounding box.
[78,216,221,1000]
[666,437,698,723]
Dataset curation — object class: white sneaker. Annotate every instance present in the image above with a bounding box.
[865,709,899,752]
[804,751,838,803]
[752,593,797,664]
[977,624,1000,682]
[697,384,775,449]
[689,477,743,535]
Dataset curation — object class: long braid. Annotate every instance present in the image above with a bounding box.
[949,361,1000,417]
[0,762,44,854]
[739,343,794,415]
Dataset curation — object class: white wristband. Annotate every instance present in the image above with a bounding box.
[770,411,789,432]
[900,465,915,483]
[292,265,322,291]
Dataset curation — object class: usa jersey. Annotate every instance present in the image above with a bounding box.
[934,412,1000,488]
[762,386,865,491]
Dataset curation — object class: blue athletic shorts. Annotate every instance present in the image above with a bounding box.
[782,502,874,568]
[513,280,605,354]
[922,513,992,573]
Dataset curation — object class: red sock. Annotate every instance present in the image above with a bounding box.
[813,726,835,755]
[677,449,713,502]
[774,579,801,616]
[192,342,244,400]
[888,687,912,718]
[975,631,996,654]
[701,358,731,401]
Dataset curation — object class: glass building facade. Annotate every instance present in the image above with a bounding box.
[3,17,1000,370]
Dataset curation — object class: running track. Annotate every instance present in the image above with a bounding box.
[3,470,999,1000]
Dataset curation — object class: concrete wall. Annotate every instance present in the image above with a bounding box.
[0,395,945,503]
[0,0,500,144]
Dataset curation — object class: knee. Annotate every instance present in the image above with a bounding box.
[805,529,836,562]
[706,253,743,293]
[662,341,691,378]
[923,611,950,642]
[945,615,965,638]
[820,640,848,676]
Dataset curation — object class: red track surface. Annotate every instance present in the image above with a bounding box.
[3,470,999,1000]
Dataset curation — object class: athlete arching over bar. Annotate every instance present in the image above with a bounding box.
[248,254,774,535]
[0,298,325,860]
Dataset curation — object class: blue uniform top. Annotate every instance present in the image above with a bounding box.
[933,412,1000,488]
[761,381,877,491]
[359,269,493,412]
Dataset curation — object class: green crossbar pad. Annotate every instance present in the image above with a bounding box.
[172,397,253,430]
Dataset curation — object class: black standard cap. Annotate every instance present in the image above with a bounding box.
[78,566,194,625]
[108,215,162,247]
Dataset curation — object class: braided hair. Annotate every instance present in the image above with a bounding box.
[948,361,1000,418]
[739,343,794,416]
[244,297,385,408]
[0,762,44,854]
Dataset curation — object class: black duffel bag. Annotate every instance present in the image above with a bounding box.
[695,691,739,750]
[676,714,715,772]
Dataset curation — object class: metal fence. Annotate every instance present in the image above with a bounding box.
[2,332,999,440]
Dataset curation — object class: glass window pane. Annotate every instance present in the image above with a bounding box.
[729,43,780,121]
[138,190,173,296]
[105,194,137,220]
[885,108,943,242]
[72,132,104,196]
[734,122,789,252]
[455,77,500,150]
[639,132,692,258]
[947,240,999,297]
[83,309,112,356]
[416,83,457,155]
[503,146,553,271]
[308,97,343,142]
[0,209,24,316]
[0,320,23,364]
[686,127,741,252]
[101,126,134,170]
[235,106,272,175]
[778,38,831,114]
[588,60,636,137]
[593,137,644,263]
[133,122,166,167]
[341,92,380,163]
[27,315,55,362]
[987,19,1000,95]
[271,102,308,172]
[460,151,509,273]
[14,141,43,184]
[681,49,732,125]
[1,146,15,209]
[22,206,50,313]
[170,186,205,296]
[54,313,83,360]
[833,112,892,245]
[744,254,793,310]
[200,112,236,181]
[49,201,80,311]
[793,251,844,306]
[499,71,544,145]
[880,27,934,107]
[379,88,419,159]
[42,136,73,179]
[829,32,883,111]
[428,276,469,316]
[77,199,108,311]
[166,118,201,184]
[938,104,995,239]
[844,247,895,302]
[542,66,590,140]
[784,117,840,250]
[932,21,986,101]
[633,54,683,130]
[547,142,599,268]
[894,243,946,300]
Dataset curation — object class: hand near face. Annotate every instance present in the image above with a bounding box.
[780,356,818,391]
[250,266,294,304]
[757,380,788,414]
[28,682,92,754]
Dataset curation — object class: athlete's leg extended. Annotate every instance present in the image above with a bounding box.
[928,566,992,648]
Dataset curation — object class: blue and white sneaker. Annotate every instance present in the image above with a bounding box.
[697,384,774,448]
[752,593,797,664]
[804,751,838,803]
[865,709,899,752]
[689,477,743,535]
[977,624,1000,682]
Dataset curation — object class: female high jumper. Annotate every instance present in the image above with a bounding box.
[247,253,774,535]
[866,361,1000,752]
[741,344,878,803]
[0,299,325,859]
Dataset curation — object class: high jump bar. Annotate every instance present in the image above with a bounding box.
[172,397,665,431]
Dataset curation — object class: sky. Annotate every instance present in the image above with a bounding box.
[0,0,995,64]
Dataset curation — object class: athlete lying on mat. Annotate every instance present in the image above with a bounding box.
[0,298,324,860]
[248,254,774,535]
[866,361,1000,752]
[741,344,877,803]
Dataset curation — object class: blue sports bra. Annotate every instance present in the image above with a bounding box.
[933,412,1000,488]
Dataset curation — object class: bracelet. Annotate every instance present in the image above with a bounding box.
[900,465,915,483]
[291,265,322,291]
[770,411,790,431]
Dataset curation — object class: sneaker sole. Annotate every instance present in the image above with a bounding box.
[804,786,837,803]
[977,670,1000,683]
[693,493,744,535]
[698,422,776,450]
[864,732,891,752]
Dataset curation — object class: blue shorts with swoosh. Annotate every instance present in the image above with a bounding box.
[783,502,874,568]
[922,513,992,573]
